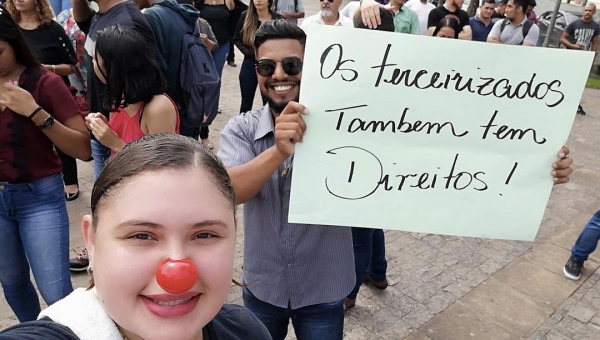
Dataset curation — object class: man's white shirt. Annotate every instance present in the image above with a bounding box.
[300,11,354,30]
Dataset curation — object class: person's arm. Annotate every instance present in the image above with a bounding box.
[225,0,235,11]
[553,145,573,185]
[410,12,420,35]
[459,25,472,40]
[41,64,74,76]
[591,35,599,53]
[560,32,580,49]
[70,0,94,32]
[486,20,502,43]
[142,95,178,135]
[219,102,308,204]
[233,12,255,58]
[0,82,91,160]
[42,23,77,76]
[427,9,440,35]
[199,19,219,51]
[285,11,305,19]
[522,24,539,46]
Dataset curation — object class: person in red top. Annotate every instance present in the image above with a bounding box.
[0,6,91,322]
[85,25,179,154]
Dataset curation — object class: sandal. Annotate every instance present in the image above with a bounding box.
[201,139,214,150]
[65,191,79,201]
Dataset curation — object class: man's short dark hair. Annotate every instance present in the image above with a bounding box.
[481,0,495,6]
[254,19,306,52]
[353,7,395,32]
[500,0,508,5]
[511,0,528,13]
[528,0,536,7]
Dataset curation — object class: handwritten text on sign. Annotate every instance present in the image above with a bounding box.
[288,25,593,241]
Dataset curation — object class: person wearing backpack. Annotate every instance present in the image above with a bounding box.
[486,0,538,46]
[133,0,221,147]
[272,0,304,26]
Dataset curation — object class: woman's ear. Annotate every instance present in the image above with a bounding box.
[81,215,96,264]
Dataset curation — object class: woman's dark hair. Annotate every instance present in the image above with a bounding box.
[95,25,165,111]
[91,133,235,226]
[254,19,306,52]
[433,16,461,39]
[353,7,395,32]
[0,5,38,67]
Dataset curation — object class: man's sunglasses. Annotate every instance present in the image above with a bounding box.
[255,57,303,77]
[319,0,334,2]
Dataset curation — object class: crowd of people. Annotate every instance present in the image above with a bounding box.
[0,0,593,338]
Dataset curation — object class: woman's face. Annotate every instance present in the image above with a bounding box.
[253,0,268,11]
[82,168,236,340]
[0,41,18,77]
[11,0,36,13]
[92,52,107,84]
[436,27,456,39]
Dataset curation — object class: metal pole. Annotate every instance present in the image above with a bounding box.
[543,0,562,47]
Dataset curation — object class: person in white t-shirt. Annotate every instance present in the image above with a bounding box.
[405,0,435,35]
[300,0,353,29]
[340,0,360,18]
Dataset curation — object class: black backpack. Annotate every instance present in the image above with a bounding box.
[160,6,221,128]
[500,18,534,45]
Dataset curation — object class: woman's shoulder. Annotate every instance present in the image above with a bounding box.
[211,304,272,340]
[145,95,178,117]
[0,318,80,340]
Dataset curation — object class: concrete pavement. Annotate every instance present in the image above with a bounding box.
[2,1,600,338]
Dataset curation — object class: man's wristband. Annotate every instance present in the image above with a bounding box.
[28,106,43,120]
[52,65,56,73]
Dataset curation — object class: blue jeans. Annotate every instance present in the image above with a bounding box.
[0,174,73,322]
[347,228,388,300]
[91,139,110,181]
[572,210,600,262]
[212,42,229,79]
[242,288,343,340]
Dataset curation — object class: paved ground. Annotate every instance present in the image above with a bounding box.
[2,1,600,339]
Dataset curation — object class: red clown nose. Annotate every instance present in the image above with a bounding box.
[155,259,199,294]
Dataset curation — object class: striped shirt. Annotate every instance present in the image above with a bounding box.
[217,105,355,309]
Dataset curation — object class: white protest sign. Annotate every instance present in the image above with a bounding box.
[288,25,593,241]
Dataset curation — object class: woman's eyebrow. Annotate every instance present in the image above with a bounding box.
[115,220,230,230]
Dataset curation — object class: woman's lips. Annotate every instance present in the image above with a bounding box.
[141,293,201,317]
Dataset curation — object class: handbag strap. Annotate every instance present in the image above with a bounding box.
[70,65,87,92]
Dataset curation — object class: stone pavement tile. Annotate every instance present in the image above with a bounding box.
[401,301,436,330]
[361,308,414,337]
[420,302,518,340]
[550,315,600,340]
[547,212,600,263]
[524,242,600,280]
[343,325,385,340]
[528,313,566,340]
[460,277,554,337]
[566,302,596,323]
[367,287,417,319]
[403,331,432,340]
[493,257,580,308]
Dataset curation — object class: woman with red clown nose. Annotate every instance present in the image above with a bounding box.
[0,134,272,340]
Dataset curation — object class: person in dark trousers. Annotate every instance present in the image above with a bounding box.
[559,3,599,116]
[227,0,247,67]
[233,0,282,113]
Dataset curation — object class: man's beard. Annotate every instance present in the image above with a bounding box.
[268,95,299,114]
[321,9,334,17]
